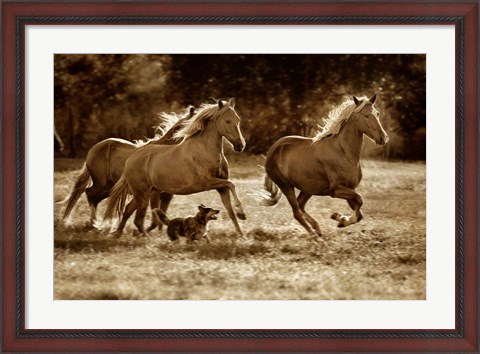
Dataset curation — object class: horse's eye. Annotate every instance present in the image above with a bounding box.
[226,120,232,124]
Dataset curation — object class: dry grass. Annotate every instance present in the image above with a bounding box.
[54,155,425,300]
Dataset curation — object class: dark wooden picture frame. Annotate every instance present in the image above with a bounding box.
[2,1,478,352]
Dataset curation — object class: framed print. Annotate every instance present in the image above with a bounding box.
[2,1,478,352]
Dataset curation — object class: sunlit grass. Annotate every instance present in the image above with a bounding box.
[54,156,425,300]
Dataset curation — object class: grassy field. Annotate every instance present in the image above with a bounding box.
[54,155,426,300]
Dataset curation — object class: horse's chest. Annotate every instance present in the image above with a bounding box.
[331,164,362,188]
[194,155,228,179]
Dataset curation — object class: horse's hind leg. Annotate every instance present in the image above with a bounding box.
[147,192,173,232]
[146,191,160,232]
[85,184,110,228]
[329,185,363,227]
[297,192,322,236]
[113,199,136,237]
[133,195,150,237]
[278,183,317,237]
[217,188,244,237]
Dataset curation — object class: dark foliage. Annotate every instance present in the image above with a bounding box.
[54,54,425,159]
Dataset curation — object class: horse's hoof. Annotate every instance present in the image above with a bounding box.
[337,217,348,228]
[237,213,247,220]
[112,231,122,238]
[330,212,341,221]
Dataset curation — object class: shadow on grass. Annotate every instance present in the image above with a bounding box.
[195,241,272,260]
[61,290,139,300]
[54,225,155,253]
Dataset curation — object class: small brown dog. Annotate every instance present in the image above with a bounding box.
[153,204,220,242]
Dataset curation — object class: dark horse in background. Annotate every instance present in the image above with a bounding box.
[62,106,196,229]
[262,95,388,238]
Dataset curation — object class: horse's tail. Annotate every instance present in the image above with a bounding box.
[152,208,170,226]
[104,174,130,221]
[62,163,91,221]
[262,174,282,206]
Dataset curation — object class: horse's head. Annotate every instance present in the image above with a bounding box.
[353,95,389,146]
[216,98,246,152]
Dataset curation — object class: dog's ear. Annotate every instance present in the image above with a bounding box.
[198,204,206,210]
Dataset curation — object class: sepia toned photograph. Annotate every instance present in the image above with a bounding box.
[54,54,426,300]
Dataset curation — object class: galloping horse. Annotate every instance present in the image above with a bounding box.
[262,95,388,237]
[104,98,246,237]
[62,106,195,227]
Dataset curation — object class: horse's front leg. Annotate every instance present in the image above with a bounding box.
[329,185,363,227]
[206,178,246,220]
[216,187,244,237]
[297,191,322,236]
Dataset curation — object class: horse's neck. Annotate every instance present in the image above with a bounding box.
[335,118,364,162]
[154,119,186,145]
[186,120,224,158]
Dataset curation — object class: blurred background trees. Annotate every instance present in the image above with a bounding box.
[54,54,425,159]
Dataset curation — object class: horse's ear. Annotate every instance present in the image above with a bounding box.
[369,94,377,104]
[353,96,361,106]
[228,98,236,109]
[218,100,224,109]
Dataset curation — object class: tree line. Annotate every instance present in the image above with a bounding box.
[54,54,425,159]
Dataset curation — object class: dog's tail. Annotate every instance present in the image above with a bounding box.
[152,208,170,226]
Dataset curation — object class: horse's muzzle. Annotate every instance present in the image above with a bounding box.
[234,143,246,152]
[377,134,389,146]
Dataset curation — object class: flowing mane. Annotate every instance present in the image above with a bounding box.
[134,106,193,147]
[173,101,230,140]
[313,96,369,142]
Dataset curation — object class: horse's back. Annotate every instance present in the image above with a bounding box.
[86,138,137,185]
[87,138,135,158]
[266,135,312,164]
[269,135,312,149]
